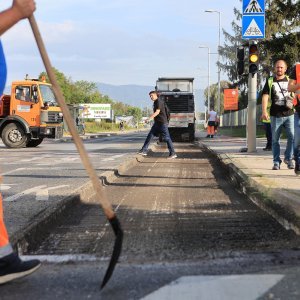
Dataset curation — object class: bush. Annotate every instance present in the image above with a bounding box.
[85,121,120,133]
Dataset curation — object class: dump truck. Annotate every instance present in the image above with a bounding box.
[156,77,195,142]
[0,77,63,148]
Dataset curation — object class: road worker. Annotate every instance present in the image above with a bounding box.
[0,0,41,285]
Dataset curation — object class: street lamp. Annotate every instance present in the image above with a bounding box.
[205,9,221,114]
[199,46,210,121]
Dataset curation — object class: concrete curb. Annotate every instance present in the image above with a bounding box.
[200,142,300,235]
[11,155,141,253]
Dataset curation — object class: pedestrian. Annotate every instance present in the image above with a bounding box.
[261,59,294,170]
[288,62,300,175]
[206,107,217,138]
[0,0,41,285]
[138,91,177,159]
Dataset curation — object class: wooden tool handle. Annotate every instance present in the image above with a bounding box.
[28,15,115,219]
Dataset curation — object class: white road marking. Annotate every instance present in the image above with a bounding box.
[36,185,69,201]
[4,184,69,202]
[141,275,284,300]
[1,168,26,176]
[0,184,18,191]
[105,154,126,161]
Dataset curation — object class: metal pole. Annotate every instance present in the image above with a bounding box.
[217,12,221,114]
[199,46,210,119]
[208,48,211,112]
[247,72,257,152]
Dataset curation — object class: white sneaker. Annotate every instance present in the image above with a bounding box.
[167,153,177,159]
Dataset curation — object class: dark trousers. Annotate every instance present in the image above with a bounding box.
[263,122,272,148]
[142,123,175,154]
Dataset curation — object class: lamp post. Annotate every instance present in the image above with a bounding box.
[205,9,221,114]
[199,46,210,122]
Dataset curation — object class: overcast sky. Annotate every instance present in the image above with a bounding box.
[0,0,241,90]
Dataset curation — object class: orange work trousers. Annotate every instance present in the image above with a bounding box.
[0,193,9,248]
[207,125,215,135]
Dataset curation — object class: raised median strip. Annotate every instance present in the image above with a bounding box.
[200,141,300,235]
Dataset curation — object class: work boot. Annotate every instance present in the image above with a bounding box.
[0,253,41,285]
[263,145,272,151]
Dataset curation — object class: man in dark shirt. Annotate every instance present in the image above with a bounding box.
[261,60,294,170]
[288,63,300,175]
[138,91,177,158]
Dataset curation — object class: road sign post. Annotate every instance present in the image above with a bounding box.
[242,0,265,152]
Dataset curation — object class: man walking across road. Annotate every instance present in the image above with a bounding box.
[0,0,41,285]
[288,62,300,175]
[261,60,294,170]
[138,91,177,159]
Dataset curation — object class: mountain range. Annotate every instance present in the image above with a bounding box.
[4,82,205,112]
[97,83,205,112]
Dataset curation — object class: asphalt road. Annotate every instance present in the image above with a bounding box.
[1,135,300,299]
[0,132,144,237]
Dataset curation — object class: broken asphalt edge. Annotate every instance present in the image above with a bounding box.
[200,142,300,235]
[10,155,142,254]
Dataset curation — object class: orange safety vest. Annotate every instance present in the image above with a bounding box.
[0,193,10,248]
[293,64,300,106]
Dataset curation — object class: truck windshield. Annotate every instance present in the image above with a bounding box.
[156,81,193,93]
[39,84,58,106]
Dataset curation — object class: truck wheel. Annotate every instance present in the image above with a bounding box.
[1,123,28,148]
[26,138,44,147]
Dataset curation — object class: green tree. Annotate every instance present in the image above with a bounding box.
[127,107,142,125]
[219,0,300,111]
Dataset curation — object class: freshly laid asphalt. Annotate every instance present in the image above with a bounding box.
[1,129,300,299]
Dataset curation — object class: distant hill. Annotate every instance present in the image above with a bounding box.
[97,82,205,112]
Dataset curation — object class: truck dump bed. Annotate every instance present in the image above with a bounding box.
[0,95,10,117]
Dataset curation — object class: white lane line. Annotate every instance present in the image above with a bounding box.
[4,184,69,202]
[36,185,69,201]
[105,154,126,161]
[1,168,26,176]
[0,184,18,191]
[141,274,284,300]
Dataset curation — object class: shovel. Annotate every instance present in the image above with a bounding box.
[28,15,123,289]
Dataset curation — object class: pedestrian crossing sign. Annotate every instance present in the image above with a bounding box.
[242,15,265,39]
[242,0,265,39]
[243,0,265,14]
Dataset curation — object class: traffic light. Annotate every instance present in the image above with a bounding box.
[236,46,245,76]
[249,42,259,74]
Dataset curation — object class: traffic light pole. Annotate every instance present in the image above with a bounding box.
[247,72,257,152]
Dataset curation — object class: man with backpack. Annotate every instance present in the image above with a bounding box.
[288,62,300,175]
[138,91,177,159]
[261,60,294,170]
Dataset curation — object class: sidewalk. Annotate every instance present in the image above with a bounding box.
[197,130,300,235]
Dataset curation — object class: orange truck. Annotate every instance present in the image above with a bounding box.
[0,77,63,148]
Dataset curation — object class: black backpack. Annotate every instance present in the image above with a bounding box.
[164,102,171,122]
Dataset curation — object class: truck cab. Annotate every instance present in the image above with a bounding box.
[0,77,63,148]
